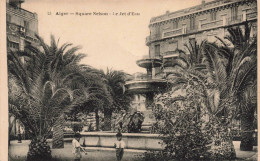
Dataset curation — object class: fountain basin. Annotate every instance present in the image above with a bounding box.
[79,132,163,150]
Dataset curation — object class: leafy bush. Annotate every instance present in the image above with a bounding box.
[71,122,83,133]
[153,99,210,160]
[112,111,144,133]
[204,116,236,160]
[135,151,174,161]
[139,82,236,160]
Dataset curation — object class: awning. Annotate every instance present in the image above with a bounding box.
[7,35,20,43]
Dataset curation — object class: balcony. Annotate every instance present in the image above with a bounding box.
[162,28,183,38]
[7,22,38,42]
[226,15,243,26]
[125,76,167,94]
[200,19,223,30]
[25,28,38,41]
[149,0,241,25]
[7,4,37,20]
[146,11,257,45]
[136,56,162,69]
[145,34,161,45]
[246,11,257,21]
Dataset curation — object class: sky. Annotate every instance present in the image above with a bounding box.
[23,0,202,74]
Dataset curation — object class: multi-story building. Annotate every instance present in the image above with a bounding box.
[125,0,257,128]
[7,0,39,139]
[6,0,38,53]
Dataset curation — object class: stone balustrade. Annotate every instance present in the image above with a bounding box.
[163,28,183,38]
[246,11,257,20]
[200,19,223,30]
[7,4,37,20]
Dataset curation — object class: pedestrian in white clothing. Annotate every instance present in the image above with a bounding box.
[72,133,87,161]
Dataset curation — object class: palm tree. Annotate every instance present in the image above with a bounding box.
[8,60,74,161]
[8,35,89,160]
[163,39,237,159]
[69,68,112,131]
[194,22,256,151]
[98,68,133,131]
[213,22,257,151]
[164,40,208,101]
[42,36,85,149]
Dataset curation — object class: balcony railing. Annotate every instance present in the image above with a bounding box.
[227,15,243,25]
[186,26,199,34]
[145,34,161,44]
[146,12,257,44]
[150,0,241,24]
[246,12,257,20]
[200,19,223,30]
[7,22,38,41]
[7,4,37,19]
[162,28,183,38]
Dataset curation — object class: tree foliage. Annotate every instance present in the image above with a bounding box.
[8,35,98,160]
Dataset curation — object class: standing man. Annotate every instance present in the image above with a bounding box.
[114,132,125,161]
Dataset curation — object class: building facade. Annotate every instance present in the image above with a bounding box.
[125,0,257,128]
[6,0,38,52]
[7,0,39,138]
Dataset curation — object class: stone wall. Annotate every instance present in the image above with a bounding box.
[80,132,164,150]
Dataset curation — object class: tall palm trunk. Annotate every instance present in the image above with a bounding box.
[240,109,255,151]
[27,137,51,161]
[103,108,112,131]
[52,114,65,149]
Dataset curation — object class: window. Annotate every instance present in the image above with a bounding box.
[211,12,216,21]
[231,6,238,20]
[173,20,178,29]
[155,44,160,57]
[190,17,195,30]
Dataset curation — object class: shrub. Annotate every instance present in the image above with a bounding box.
[139,80,236,161]
[135,151,174,161]
[155,103,210,161]
[112,111,144,133]
[71,122,83,133]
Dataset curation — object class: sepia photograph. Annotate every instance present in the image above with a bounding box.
[3,0,258,160]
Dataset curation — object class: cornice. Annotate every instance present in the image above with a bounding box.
[149,0,256,27]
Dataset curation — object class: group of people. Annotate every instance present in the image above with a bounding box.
[72,132,125,161]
